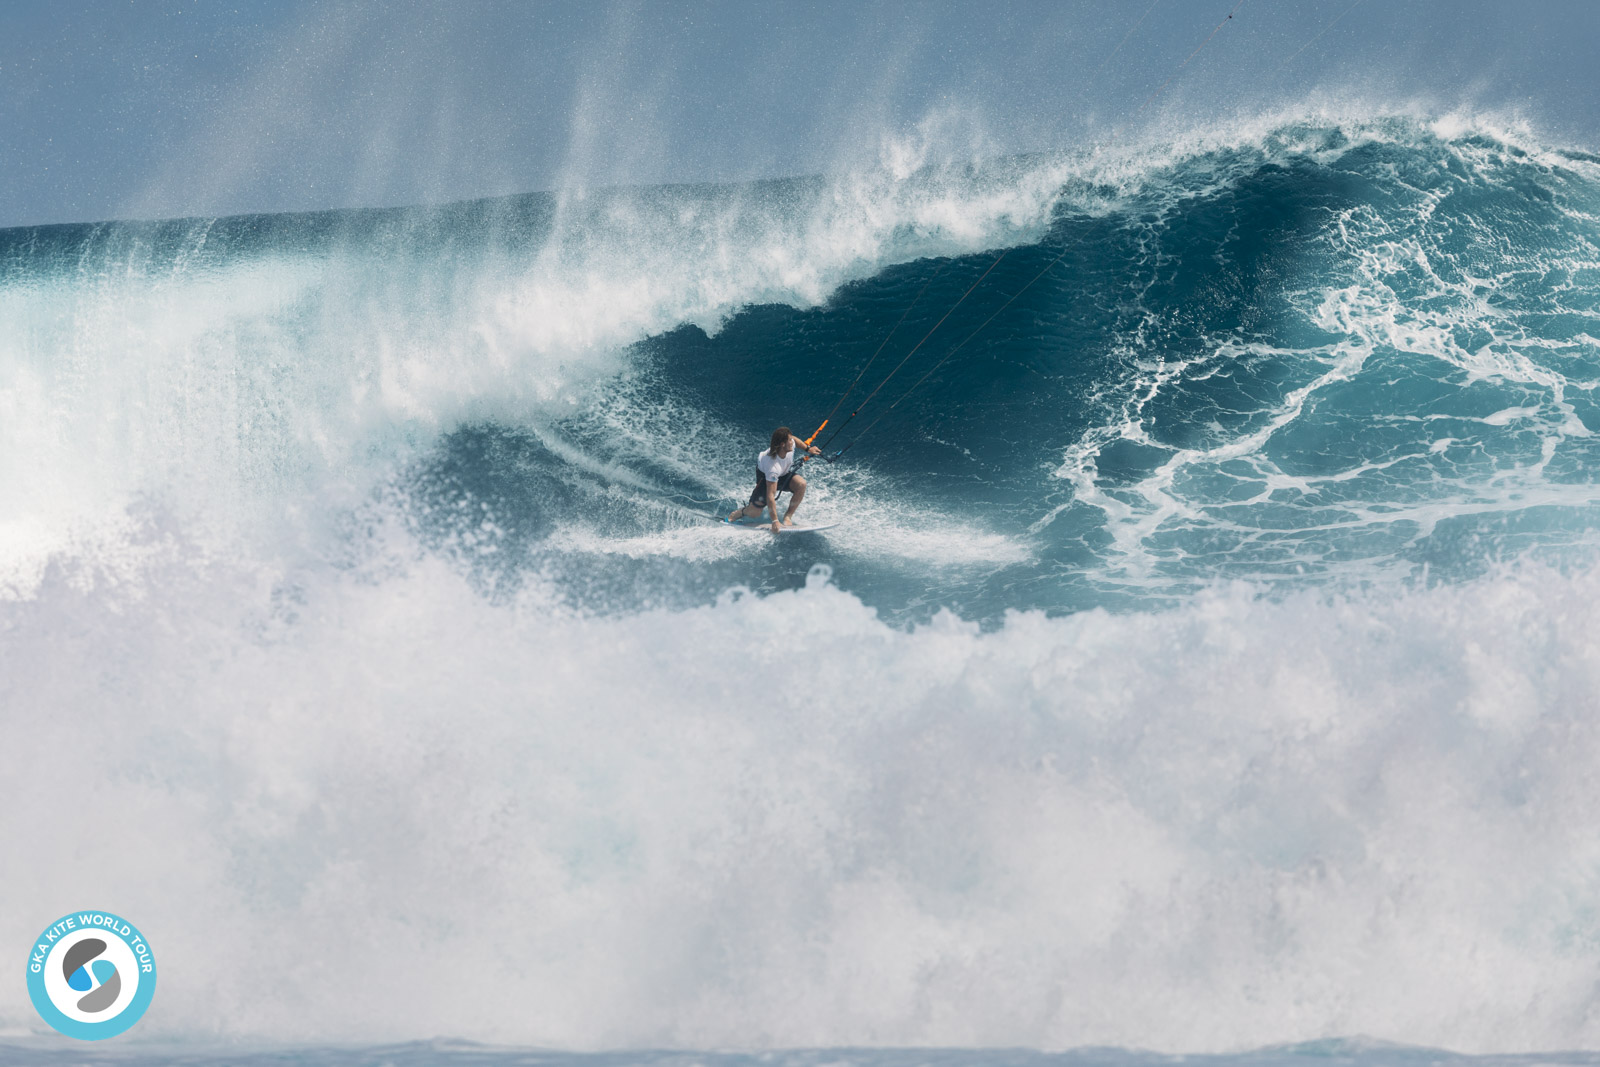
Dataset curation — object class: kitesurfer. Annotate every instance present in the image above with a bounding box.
[727,426,820,532]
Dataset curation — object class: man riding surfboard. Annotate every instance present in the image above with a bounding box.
[727,426,821,533]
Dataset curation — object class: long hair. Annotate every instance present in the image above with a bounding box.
[768,426,793,456]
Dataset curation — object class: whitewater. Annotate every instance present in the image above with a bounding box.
[6,110,1600,1062]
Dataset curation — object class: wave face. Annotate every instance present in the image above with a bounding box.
[5,114,1600,1051]
[6,116,1600,617]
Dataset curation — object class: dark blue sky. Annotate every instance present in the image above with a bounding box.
[4,0,1599,227]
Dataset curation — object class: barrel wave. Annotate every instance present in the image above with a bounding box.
[4,112,1600,1053]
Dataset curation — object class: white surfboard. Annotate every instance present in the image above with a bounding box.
[720,517,839,534]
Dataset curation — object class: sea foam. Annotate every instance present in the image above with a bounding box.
[3,535,1599,1051]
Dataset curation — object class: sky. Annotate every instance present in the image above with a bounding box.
[2,0,1599,228]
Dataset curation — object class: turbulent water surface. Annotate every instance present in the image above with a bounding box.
[5,113,1600,1057]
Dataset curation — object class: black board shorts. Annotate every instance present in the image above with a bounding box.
[748,466,799,507]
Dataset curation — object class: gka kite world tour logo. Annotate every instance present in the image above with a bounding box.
[26,911,156,1040]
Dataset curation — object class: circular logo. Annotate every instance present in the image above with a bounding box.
[26,911,156,1040]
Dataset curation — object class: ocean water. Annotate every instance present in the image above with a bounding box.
[5,111,1600,1060]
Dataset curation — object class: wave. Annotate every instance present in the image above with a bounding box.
[5,111,1599,617]
[5,109,1600,1051]
[0,142,1070,597]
